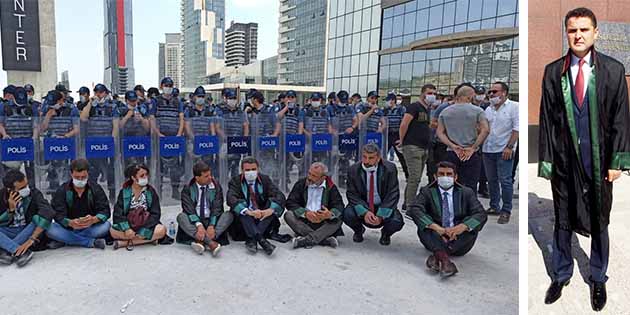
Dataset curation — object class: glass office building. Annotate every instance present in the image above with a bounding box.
[378,0,519,100]
[325,0,382,96]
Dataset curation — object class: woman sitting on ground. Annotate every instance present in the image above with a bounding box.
[110,164,166,250]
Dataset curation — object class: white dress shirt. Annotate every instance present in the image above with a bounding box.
[306,181,326,211]
[482,99,519,153]
[195,181,215,227]
[439,186,454,227]
[570,50,592,101]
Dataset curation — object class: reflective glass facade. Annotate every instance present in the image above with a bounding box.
[379,0,519,100]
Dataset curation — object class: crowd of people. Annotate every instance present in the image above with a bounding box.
[0,77,518,278]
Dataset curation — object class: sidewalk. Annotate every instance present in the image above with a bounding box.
[528,163,630,314]
[0,163,518,315]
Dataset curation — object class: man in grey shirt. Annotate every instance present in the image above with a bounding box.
[436,85,489,192]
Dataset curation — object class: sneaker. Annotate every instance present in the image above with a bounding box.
[0,250,14,265]
[497,212,511,224]
[486,208,500,215]
[191,242,205,255]
[292,236,313,249]
[93,239,106,250]
[207,242,221,257]
[16,250,34,267]
[321,237,338,248]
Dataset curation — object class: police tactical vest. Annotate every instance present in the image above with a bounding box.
[189,104,219,136]
[384,105,405,133]
[305,107,330,134]
[249,105,276,136]
[120,104,150,137]
[4,103,34,138]
[283,107,301,135]
[154,95,181,136]
[47,106,75,137]
[223,108,246,137]
[333,104,355,131]
[87,102,116,136]
[361,105,383,132]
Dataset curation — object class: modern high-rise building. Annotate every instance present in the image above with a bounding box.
[181,0,225,88]
[278,0,327,86]
[60,70,70,90]
[225,21,258,67]
[325,0,382,96]
[103,0,134,95]
[158,33,183,87]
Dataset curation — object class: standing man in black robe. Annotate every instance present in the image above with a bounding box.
[538,8,630,312]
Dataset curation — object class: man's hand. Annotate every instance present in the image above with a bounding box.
[246,209,262,219]
[445,224,468,240]
[502,147,514,160]
[317,207,333,221]
[452,145,464,159]
[461,147,476,161]
[206,226,216,240]
[260,209,274,220]
[2,134,11,139]
[607,169,622,182]
[124,229,136,240]
[305,211,321,223]
[195,225,206,242]
[68,219,84,230]
[77,215,97,228]
[7,191,21,212]
[14,239,34,256]
[345,127,354,134]
[364,211,379,225]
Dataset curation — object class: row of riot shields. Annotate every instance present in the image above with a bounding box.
[0,113,387,207]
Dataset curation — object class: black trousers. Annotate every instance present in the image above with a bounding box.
[88,157,116,194]
[427,142,448,182]
[552,227,609,283]
[239,215,274,241]
[342,206,404,236]
[445,150,481,193]
[417,228,478,256]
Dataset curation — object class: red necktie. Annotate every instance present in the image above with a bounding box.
[368,171,375,213]
[248,183,259,210]
[575,58,585,109]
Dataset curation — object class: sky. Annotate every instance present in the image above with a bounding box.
[0,0,279,93]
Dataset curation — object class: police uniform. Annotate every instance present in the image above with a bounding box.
[248,103,280,180]
[186,101,223,175]
[279,104,305,187]
[151,93,185,195]
[330,102,358,188]
[119,101,152,169]
[384,104,408,178]
[84,98,120,199]
[42,101,80,192]
[304,104,332,165]
[0,98,38,188]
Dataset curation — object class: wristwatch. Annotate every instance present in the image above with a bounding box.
[506,143,514,149]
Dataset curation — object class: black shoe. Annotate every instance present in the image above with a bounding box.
[16,250,34,267]
[591,280,607,312]
[245,239,258,254]
[379,233,391,246]
[353,232,364,243]
[486,208,500,216]
[292,236,314,249]
[269,232,292,243]
[320,237,338,248]
[258,239,276,256]
[47,240,66,250]
[93,238,106,250]
[0,250,14,265]
[497,212,511,224]
[544,280,570,304]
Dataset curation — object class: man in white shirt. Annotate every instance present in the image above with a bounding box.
[482,81,519,224]
[176,162,233,257]
[285,162,345,249]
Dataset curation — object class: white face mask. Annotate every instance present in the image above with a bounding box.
[18,186,30,198]
[361,163,377,173]
[137,177,149,187]
[73,178,88,188]
[27,95,33,102]
[244,170,258,183]
[338,102,347,107]
[80,95,88,103]
[425,94,436,104]
[437,176,454,190]
[396,100,402,105]
[162,87,173,95]
[311,101,321,108]
[52,103,62,110]
[287,102,296,109]
[475,95,486,102]
[227,99,237,108]
[195,97,205,105]
[489,96,502,106]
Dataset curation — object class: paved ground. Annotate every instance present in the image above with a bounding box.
[528,163,630,314]
[0,161,518,315]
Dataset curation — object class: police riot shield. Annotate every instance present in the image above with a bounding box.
[115,105,154,199]
[280,113,306,194]
[0,107,38,190]
[304,115,338,185]
[358,112,389,160]
[185,115,226,190]
[250,110,283,185]
[34,113,81,195]
[332,108,359,191]
[221,109,250,192]
[78,109,119,203]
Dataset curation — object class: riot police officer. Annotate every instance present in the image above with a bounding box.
[40,90,80,193]
[76,86,91,112]
[383,92,408,179]
[185,86,223,174]
[151,77,186,200]
[24,84,42,117]
[119,90,152,169]
[79,83,120,200]
[276,90,305,190]
[358,90,387,134]
[0,87,38,188]
[248,91,281,180]
[330,90,359,189]
[304,92,333,164]
[217,89,249,179]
